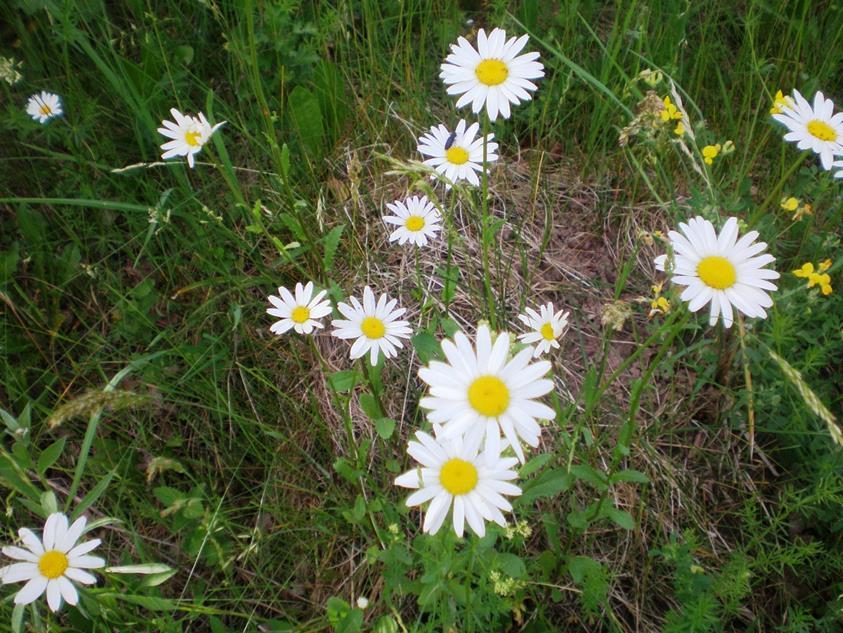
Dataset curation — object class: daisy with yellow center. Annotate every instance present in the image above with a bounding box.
[771,89,843,170]
[417,119,498,189]
[266,281,333,336]
[517,302,570,357]
[418,324,555,463]
[25,91,63,124]
[383,195,443,247]
[158,107,226,169]
[440,27,544,121]
[0,512,104,612]
[394,430,521,537]
[331,286,412,365]
[654,216,780,328]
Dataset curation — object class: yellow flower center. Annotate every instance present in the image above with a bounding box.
[475,59,509,86]
[290,306,310,323]
[807,119,837,142]
[38,551,69,580]
[697,256,737,290]
[405,215,425,232]
[445,146,469,165]
[360,316,386,339]
[39,105,52,116]
[467,375,510,417]
[439,458,479,495]
[184,130,202,147]
[540,323,555,341]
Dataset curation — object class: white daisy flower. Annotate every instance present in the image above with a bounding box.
[772,90,843,171]
[654,216,780,328]
[440,28,544,121]
[266,281,333,336]
[383,195,442,247]
[157,108,225,168]
[26,91,62,124]
[0,512,105,612]
[417,119,498,188]
[395,430,521,537]
[517,302,570,357]
[418,324,554,463]
[331,286,412,365]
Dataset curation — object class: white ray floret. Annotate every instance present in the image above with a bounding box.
[395,430,521,538]
[654,216,780,328]
[383,195,442,247]
[517,302,570,357]
[26,91,63,124]
[417,119,498,189]
[158,108,226,168]
[771,89,843,171]
[0,512,105,612]
[418,324,555,463]
[266,281,333,336]
[331,286,412,365]
[440,27,544,121]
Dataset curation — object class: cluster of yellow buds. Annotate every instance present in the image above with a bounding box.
[770,89,795,115]
[660,96,685,136]
[794,259,833,296]
[648,282,671,318]
[489,570,526,597]
[780,196,813,221]
[503,520,533,540]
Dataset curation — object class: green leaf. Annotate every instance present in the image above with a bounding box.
[333,458,362,483]
[358,393,381,420]
[322,224,344,273]
[72,471,115,519]
[570,464,609,491]
[280,143,291,179]
[374,417,396,440]
[36,437,66,475]
[411,331,440,363]
[329,370,359,393]
[11,603,24,633]
[518,468,573,505]
[519,452,553,478]
[287,85,324,156]
[602,506,635,530]
[610,469,649,485]
[495,552,526,578]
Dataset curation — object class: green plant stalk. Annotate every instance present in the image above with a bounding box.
[480,114,496,327]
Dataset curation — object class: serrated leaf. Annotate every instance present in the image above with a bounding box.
[570,464,608,491]
[519,452,553,478]
[518,468,573,505]
[329,370,359,393]
[374,417,395,440]
[411,331,440,363]
[602,506,635,530]
[322,224,344,273]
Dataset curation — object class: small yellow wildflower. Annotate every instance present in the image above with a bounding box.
[794,261,833,296]
[770,89,794,115]
[807,273,832,295]
[648,282,671,318]
[673,121,685,136]
[780,197,799,212]
[702,144,722,165]
[793,203,813,221]
[660,96,683,122]
[793,262,814,278]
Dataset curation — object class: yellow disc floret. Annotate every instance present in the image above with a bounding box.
[540,323,555,341]
[39,105,52,116]
[184,130,202,147]
[405,216,425,232]
[467,375,510,417]
[439,458,479,495]
[446,146,469,165]
[475,59,509,86]
[361,316,386,339]
[807,119,837,142]
[38,551,69,579]
[290,306,310,324]
[697,256,737,290]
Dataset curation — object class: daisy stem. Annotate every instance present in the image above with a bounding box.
[359,358,386,417]
[444,187,458,314]
[480,114,496,327]
[736,313,756,457]
[748,151,807,226]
